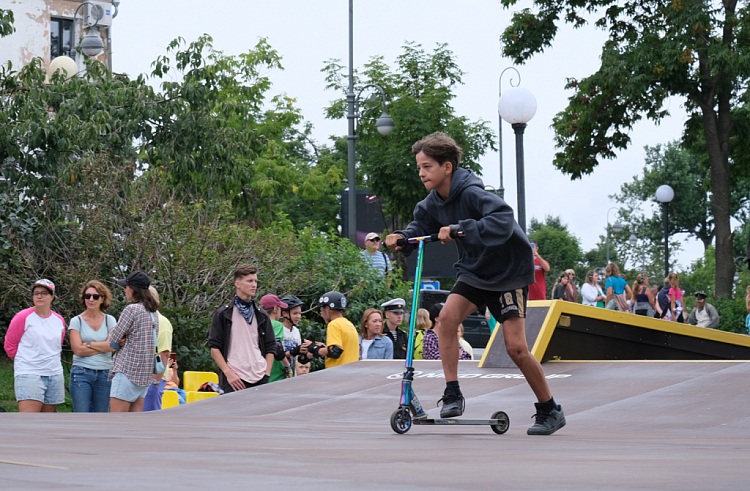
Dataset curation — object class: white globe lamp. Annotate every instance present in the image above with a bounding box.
[656,184,674,203]
[498,87,537,124]
[47,56,78,82]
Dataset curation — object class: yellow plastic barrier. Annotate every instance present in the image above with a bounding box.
[186,391,219,403]
[183,371,219,393]
[161,390,180,409]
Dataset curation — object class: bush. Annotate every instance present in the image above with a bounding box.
[712,296,749,335]
[0,171,410,372]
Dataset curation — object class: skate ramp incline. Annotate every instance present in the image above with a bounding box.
[1,360,750,490]
[480,300,750,368]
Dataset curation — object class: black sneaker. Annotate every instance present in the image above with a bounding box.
[437,388,465,418]
[527,403,566,435]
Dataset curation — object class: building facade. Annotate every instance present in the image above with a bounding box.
[0,0,116,73]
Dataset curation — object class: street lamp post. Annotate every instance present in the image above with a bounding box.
[345,0,394,244]
[498,86,537,233]
[606,207,623,264]
[656,184,675,279]
[497,67,520,200]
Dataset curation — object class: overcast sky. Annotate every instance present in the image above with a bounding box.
[112,0,703,268]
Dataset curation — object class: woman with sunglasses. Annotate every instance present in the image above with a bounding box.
[4,280,66,412]
[69,281,118,412]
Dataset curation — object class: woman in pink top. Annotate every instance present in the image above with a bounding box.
[4,280,66,412]
[668,273,684,322]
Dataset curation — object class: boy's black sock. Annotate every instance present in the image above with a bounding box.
[544,397,560,411]
[446,380,462,397]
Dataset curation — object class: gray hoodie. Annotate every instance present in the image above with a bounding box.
[396,168,534,292]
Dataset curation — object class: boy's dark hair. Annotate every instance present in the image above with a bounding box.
[234,264,258,280]
[412,132,463,169]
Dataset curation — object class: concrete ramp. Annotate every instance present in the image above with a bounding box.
[480,300,750,368]
[1,360,750,490]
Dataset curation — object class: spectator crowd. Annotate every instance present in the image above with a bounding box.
[3,252,476,413]
[4,233,747,414]
[529,239,750,332]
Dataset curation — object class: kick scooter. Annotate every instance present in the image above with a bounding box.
[389,232,509,435]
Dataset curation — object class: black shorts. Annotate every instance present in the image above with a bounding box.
[450,281,528,325]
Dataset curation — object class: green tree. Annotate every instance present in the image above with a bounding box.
[323,42,495,226]
[614,141,750,252]
[0,8,14,38]
[501,1,750,297]
[147,35,317,226]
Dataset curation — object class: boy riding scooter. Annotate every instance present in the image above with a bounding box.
[386,132,565,435]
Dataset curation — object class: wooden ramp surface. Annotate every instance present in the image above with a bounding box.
[1,360,749,490]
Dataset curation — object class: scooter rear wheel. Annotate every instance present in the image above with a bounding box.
[390,407,412,434]
[490,411,509,435]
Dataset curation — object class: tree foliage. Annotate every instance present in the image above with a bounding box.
[0,8,14,38]
[323,42,495,226]
[500,0,750,297]
[614,141,750,251]
[0,33,406,370]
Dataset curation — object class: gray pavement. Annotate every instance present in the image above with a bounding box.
[2,360,749,490]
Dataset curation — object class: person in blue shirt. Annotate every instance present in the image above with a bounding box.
[604,263,632,311]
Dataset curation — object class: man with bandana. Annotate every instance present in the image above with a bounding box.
[207,264,278,393]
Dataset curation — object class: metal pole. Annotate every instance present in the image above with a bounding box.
[512,123,527,233]
[606,225,611,264]
[106,26,112,72]
[346,0,357,244]
[497,67,520,200]
[663,202,669,279]
[498,83,504,200]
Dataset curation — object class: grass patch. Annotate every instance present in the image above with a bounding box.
[0,354,74,412]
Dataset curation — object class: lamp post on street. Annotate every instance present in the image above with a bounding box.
[498,86,537,233]
[656,184,675,279]
[606,207,623,264]
[497,67,521,200]
[345,0,394,244]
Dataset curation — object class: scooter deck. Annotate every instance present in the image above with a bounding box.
[413,418,505,426]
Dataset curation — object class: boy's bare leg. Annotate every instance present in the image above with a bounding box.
[436,293,478,382]
[502,316,551,402]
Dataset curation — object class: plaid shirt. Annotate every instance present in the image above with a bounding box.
[422,329,470,361]
[108,303,156,386]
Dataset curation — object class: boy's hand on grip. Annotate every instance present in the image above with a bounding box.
[438,226,454,244]
[386,234,405,250]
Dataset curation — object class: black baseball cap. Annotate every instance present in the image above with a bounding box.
[116,271,150,290]
[695,291,707,300]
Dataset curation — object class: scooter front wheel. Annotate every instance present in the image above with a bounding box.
[390,407,412,434]
[490,411,510,435]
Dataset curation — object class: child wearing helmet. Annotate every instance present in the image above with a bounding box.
[279,295,315,374]
[318,291,359,369]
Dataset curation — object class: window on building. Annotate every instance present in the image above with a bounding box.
[51,17,73,60]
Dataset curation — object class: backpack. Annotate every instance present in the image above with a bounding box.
[413,330,425,360]
[657,288,670,317]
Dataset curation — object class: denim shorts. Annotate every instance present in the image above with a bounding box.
[110,372,149,402]
[14,373,65,404]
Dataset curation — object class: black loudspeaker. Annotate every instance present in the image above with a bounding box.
[340,190,391,249]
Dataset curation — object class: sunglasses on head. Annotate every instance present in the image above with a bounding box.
[84,293,101,300]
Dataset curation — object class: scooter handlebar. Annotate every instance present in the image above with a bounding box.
[395,230,464,247]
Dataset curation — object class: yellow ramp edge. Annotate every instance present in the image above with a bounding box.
[479,300,750,368]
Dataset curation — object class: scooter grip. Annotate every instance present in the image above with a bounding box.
[396,237,408,247]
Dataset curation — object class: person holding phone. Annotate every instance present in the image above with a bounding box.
[142,287,173,412]
[528,242,550,301]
